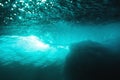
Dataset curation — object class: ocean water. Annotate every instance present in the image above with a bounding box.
[0,21,120,80]
[0,0,120,80]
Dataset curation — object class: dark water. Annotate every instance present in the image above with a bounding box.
[0,0,120,80]
[0,22,120,80]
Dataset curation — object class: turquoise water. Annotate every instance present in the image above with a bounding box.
[0,22,120,67]
[0,0,120,80]
[0,35,69,67]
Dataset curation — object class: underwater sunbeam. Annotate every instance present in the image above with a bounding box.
[0,35,69,66]
[20,35,50,52]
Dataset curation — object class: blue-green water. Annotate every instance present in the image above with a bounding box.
[0,22,120,80]
[0,35,69,67]
[0,0,120,80]
[0,22,120,67]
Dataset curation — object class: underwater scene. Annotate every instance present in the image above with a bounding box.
[0,0,120,80]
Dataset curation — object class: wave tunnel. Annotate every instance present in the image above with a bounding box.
[0,0,120,80]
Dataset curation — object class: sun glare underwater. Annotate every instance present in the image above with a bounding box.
[0,22,120,67]
[0,0,120,80]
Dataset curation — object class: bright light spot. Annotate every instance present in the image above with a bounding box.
[9,17,13,20]
[5,1,8,4]
[41,0,46,3]
[19,8,25,12]
[0,3,4,7]
[37,2,41,5]
[0,35,69,66]
[11,8,14,11]
[14,13,17,16]
[27,35,49,50]
[25,3,29,8]
[18,16,22,20]
[13,4,17,8]
[18,35,50,52]
[19,0,24,3]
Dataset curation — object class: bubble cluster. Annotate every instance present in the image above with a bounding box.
[0,0,56,25]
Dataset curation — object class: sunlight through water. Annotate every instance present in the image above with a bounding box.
[0,35,69,67]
